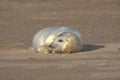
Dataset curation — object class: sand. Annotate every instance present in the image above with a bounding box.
[0,0,120,80]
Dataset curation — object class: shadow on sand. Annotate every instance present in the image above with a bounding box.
[82,44,105,52]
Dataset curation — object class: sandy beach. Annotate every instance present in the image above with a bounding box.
[0,0,120,80]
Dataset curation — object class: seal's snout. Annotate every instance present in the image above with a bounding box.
[48,44,54,49]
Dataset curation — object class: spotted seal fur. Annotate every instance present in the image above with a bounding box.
[32,26,83,54]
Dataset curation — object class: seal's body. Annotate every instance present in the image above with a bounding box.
[32,26,83,54]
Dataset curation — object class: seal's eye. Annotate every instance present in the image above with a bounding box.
[58,39,63,42]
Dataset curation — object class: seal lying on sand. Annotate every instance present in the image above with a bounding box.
[32,26,83,54]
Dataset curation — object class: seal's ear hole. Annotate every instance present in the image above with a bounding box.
[58,39,63,42]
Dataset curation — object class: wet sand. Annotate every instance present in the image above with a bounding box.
[0,0,120,80]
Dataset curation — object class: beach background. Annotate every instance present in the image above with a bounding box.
[0,0,120,80]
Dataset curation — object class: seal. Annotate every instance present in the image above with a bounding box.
[32,26,83,54]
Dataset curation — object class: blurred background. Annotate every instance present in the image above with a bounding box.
[0,0,120,49]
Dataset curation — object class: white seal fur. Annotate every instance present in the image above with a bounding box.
[32,26,83,54]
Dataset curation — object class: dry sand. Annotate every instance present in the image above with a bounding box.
[0,0,120,80]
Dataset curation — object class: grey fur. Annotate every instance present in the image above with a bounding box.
[32,26,83,54]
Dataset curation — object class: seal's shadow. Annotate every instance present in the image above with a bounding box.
[82,44,105,52]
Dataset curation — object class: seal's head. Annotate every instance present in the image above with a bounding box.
[49,32,82,53]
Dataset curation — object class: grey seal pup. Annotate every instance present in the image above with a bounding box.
[32,26,83,54]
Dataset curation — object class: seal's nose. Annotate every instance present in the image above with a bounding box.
[49,44,54,49]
